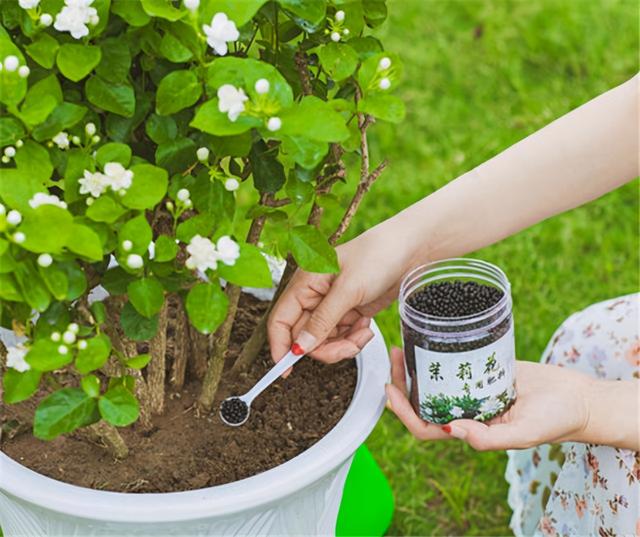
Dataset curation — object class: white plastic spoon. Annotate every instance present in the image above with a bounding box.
[219,344,306,427]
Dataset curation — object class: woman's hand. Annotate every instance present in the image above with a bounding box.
[385,347,595,449]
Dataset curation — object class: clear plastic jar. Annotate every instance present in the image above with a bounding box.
[399,258,516,424]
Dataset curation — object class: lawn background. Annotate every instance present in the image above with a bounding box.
[323,0,639,535]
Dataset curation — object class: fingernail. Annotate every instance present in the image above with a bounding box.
[295,330,316,353]
[442,424,467,439]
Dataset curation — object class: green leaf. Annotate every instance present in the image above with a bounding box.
[281,136,328,169]
[0,117,25,146]
[290,225,339,273]
[155,137,196,175]
[145,114,177,144]
[25,339,73,372]
[81,374,101,398]
[363,0,388,27]
[0,26,27,105]
[96,142,132,168]
[359,94,405,123]
[66,223,103,261]
[112,0,151,26]
[14,140,53,183]
[218,243,272,288]
[33,388,100,440]
[285,173,314,204]
[3,368,42,404]
[99,385,140,426]
[118,214,152,253]
[176,213,215,243]
[279,96,349,142]
[25,33,59,68]
[58,261,87,301]
[185,282,228,334]
[249,140,286,193]
[141,0,185,21]
[120,301,159,340]
[159,31,193,63]
[86,76,135,117]
[156,70,202,116]
[121,164,168,209]
[0,272,21,301]
[190,99,261,136]
[86,196,127,223]
[277,0,325,30]
[76,334,112,374]
[14,262,51,311]
[127,277,164,317]
[32,102,87,142]
[358,51,403,92]
[57,44,102,82]
[125,353,151,369]
[317,43,359,81]
[199,0,267,26]
[154,234,178,262]
[96,38,131,83]
[38,263,69,301]
[91,301,107,324]
[18,76,60,127]
[20,206,73,254]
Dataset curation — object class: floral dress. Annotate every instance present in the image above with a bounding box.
[506,293,640,537]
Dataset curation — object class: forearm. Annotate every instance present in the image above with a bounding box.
[575,379,639,450]
[373,75,638,269]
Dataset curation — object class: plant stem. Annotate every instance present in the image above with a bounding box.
[147,300,168,415]
[88,421,129,459]
[168,294,189,390]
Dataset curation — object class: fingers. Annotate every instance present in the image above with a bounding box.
[389,346,407,395]
[385,384,449,441]
[310,325,374,363]
[442,419,529,451]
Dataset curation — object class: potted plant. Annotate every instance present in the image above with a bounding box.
[0,0,403,534]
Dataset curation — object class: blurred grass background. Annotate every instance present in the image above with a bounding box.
[326,0,639,535]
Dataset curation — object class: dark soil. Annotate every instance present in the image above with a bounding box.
[0,294,358,493]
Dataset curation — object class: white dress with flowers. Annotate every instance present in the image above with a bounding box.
[506,293,639,537]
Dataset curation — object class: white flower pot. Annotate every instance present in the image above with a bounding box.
[0,321,389,536]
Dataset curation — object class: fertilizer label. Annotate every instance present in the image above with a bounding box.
[414,325,516,423]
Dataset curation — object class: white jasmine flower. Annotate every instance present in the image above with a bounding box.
[6,344,30,372]
[54,0,99,40]
[126,254,144,269]
[196,147,210,162]
[121,239,133,251]
[378,57,392,70]
[40,13,53,26]
[62,330,76,344]
[68,323,79,333]
[203,12,239,56]
[4,56,19,72]
[79,170,109,198]
[58,344,68,354]
[19,0,40,9]
[217,84,248,122]
[185,234,218,272]
[4,146,16,158]
[85,122,96,136]
[6,210,22,226]
[51,331,61,342]
[379,77,391,90]
[52,131,70,149]
[224,178,239,191]
[216,235,240,266]
[148,241,155,260]
[478,398,502,415]
[267,117,282,132]
[330,31,341,42]
[450,406,464,418]
[254,78,270,94]
[177,188,190,202]
[335,10,345,21]
[29,193,67,210]
[13,232,26,243]
[37,253,53,267]
[18,65,30,78]
[183,0,199,11]
[104,162,133,191]
[78,340,88,350]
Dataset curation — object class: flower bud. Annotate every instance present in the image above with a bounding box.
[86,198,94,206]
[335,10,345,21]
[89,14,99,25]
[85,122,96,136]
[7,210,22,226]
[122,240,133,251]
[184,0,199,11]
[224,178,240,191]
[62,331,76,344]
[4,146,16,158]
[177,188,190,201]
[126,254,144,269]
[72,135,81,145]
[379,77,391,90]
[378,57,392,70]
[68,323,79,333]
[37,253,53,267]
[51,332,61,342]
[40,13,53,26]
[15,139,23,148]
[343,28,350,35]
[0,204,5,215]
[330,31,341,42]
[4,56,18,72]
[13,232,25,243]
[1,156,9,164]
[184,199,192,207]
[78,340,88,350]
[254,78,270,94]
[267,117,282,132]
[91,135,100,144]
[196,147,210,162]
[166,201,174,211]
[18,65,30,78]
[58,345,68,355]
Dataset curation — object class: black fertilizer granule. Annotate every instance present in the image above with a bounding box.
[220,397,249,425]
[407,280,504,318]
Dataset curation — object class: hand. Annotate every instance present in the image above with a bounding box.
[385,347,594,450]
[268,225,416,363]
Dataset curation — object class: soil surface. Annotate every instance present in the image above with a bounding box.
[0,295,357,492]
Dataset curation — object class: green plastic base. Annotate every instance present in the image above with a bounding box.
[336,445,394,536]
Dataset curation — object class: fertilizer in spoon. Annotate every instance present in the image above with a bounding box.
[219,343,306,426]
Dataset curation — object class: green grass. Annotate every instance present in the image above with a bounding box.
[324,1,639,535]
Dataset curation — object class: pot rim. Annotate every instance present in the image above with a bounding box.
[0,321,389,523]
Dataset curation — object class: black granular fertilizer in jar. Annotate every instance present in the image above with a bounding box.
[220,397,249,425]
[399,259,517,425]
